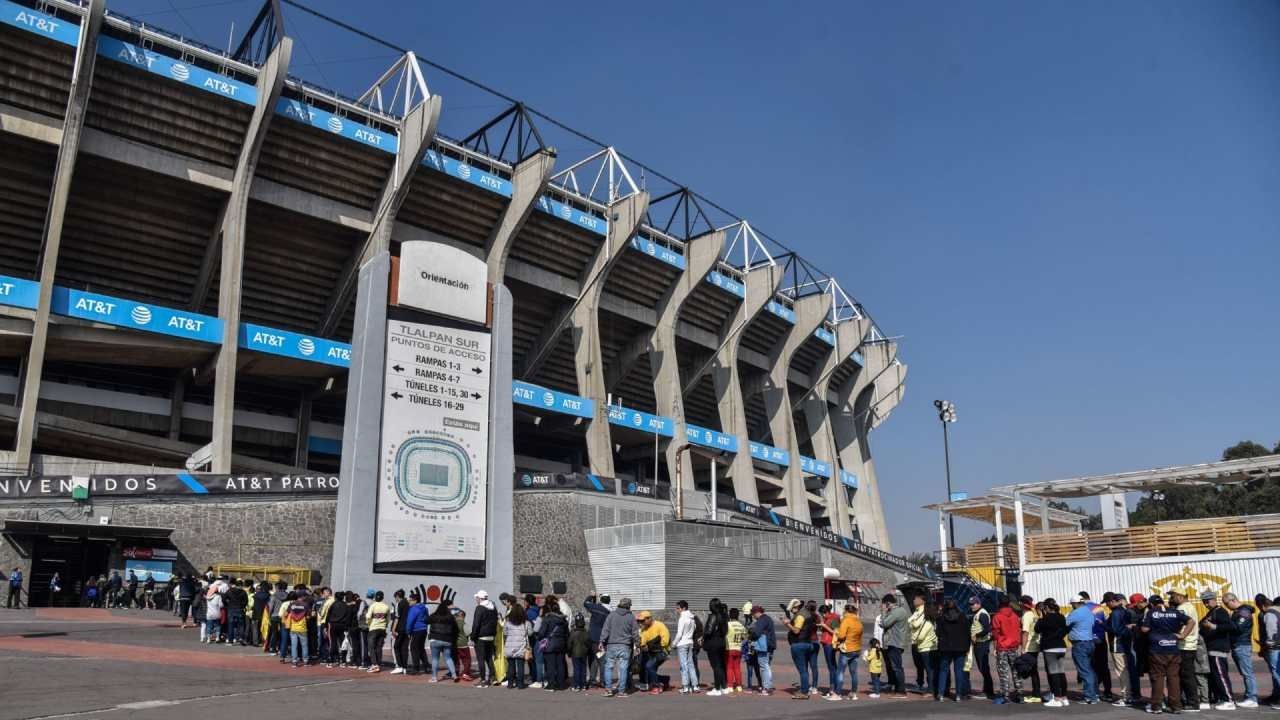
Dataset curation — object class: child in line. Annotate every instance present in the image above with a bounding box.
[568,614,592,692]
[866,638,884,698]
[726,608,748,693]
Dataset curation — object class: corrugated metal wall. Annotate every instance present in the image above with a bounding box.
[1023,550,1280,605]
[585,523,667,611]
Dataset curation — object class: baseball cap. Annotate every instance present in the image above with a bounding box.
[1128,593,1146,606]
[474,590,488,600]
[636,610,652,621]
[1200,591,1217,602]
[365,588,376,599]
[751,604,764,614]
[968,596,982,605]
[1070,594,1086,604]
[1148,594,1164,605]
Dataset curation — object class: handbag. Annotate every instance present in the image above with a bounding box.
[752,634,769,653]
[523,645,533,662]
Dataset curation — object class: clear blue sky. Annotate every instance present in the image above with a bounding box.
[114,0,1280,553]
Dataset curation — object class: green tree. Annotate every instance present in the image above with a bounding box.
[1222,441,1273,461]
[905,551,942,574]
[1128,439,1278,525]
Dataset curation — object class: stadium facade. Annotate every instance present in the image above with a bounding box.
[0,0,914,603]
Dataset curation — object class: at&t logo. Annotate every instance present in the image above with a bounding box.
[456,163,472,180]
[327,116,343,134]
[541,391,555,408]
[130,306,152,325]
[169,63,190,82]
[297,338,316,356]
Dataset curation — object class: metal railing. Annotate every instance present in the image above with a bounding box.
[939,542,1020,570]
[1026,516,1280,565]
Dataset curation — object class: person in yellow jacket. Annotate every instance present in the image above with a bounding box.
[833,604,865,699]
[865,638,885,698]
[908,595,939,694]
[637,611,671,694]
[283,592,311,666]
[364,591,392,673]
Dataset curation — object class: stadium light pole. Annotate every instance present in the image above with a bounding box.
[934,400,958,548]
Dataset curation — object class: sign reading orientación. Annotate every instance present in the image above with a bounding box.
[374,243,492,577]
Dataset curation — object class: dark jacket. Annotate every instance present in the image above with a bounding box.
[583,599,611,644]
[599,607,637,647]
[569,628,592,658]
[1035,612,1068,651]
[471,602,499,640]
[702,611,728,648]
[327,598,351,627]
[540,611,569,653]
[1202,606,1232,653]
[749,613,777,652]
[392,598,409,634]
[1107,606,1133,650]
[224,587,248,612]
[1230,606,1254,648]
[178,577,196,601]
[428,607,458,643]
[936,607,972,654]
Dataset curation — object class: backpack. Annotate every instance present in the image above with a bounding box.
[692,615,704,644]
[1014,652,1038,679]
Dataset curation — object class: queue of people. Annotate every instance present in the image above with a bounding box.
[173,578,1279,711]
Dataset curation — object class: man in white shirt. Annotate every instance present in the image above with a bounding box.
[674,600,699,693]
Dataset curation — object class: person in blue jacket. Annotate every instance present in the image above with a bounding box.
[747,604,777,696]
[404,590,429,675]
[1105,592,1139,706]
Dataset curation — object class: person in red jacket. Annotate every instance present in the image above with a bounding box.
[991,595,1024,704]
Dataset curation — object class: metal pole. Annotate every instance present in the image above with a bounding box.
[674,446,684,520]
[654,432,659,493]
[943,420,956,547]
[710,458,718,522]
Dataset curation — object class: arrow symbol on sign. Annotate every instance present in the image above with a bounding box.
[471,392,482,400]
[390,392,403,400]
[392,364,404,372]
[471,367,482,374]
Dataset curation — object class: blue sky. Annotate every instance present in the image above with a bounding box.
[112,0,1280,553]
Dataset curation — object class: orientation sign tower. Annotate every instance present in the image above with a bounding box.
[331,242,514,597]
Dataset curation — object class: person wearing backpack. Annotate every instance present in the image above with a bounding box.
[205,585,225,644]
[784,598,820,699]
[284,591,312,667]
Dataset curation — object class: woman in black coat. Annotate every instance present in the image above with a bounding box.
[935,598,972,700]
[427,599,459,682]
[539,596,570,691]
[1034,599,1069,705]
[702,600,730,694]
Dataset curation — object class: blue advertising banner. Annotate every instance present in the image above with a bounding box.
[766,299,796,324]
[535,196,607,236]
[629,237,686,270]
[1,0,79,46]
[748,441,790,466]
[423,149,513,198]
[276,98,397,153]
[607,405,674,437]
[840,470,858,489]
[308,436,342,456]
[121,558,173,582]
[705,270,746,299]
[0,275,39,310]
[51,287,223,344]
[98,36,257,107]
[239,323,351,368]
[849,351,864,366]
[685,423,739,453]
[511,380,594,419]
[800,455,832,478]
[814,327,835,346]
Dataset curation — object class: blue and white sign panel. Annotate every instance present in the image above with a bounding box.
[949,491,969,502]
[748,441,790,466]
[840,470,858,489]
[814,327,835,346]
[239,323,351,368]
[0,275,40,310]
[766,300,796,324]
[606,405,674,437]
[511,380,594,419]
[705,270,746,299]
[2,0,79,46]
[535,196,607,236]
[51,287,223,344]
[800,455,832,478]
[423,149,512,198]
[98,36,256,107]
[629,237,686,270]
[850,351,864,366]
[685,423,738,453]
[276,99,396,153]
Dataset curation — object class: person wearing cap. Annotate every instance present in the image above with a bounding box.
[1141,592,1195,714]
[785,597,820,698]
[1066,594,1100,703]
[1167,592,1204,710]
[1200,591,1236,709]
[472,590,499,686]
[599,597,636,697]
[1104,592,1138,707]
[969,595,995,699]
[747,604,776,695]
[637,610,671,694]
[1224,593,1259,707]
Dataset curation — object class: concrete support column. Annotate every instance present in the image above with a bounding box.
[939,510,950,572]
[7,0,105,470]
[799,317,869,538]
[708,264,782,504]
[761,293,831,522]
[569,192,648,478]
[1038,496,1050,536]
[484,151,556,284]
[294,392,312,469]
[994,502,1005,570]
[832,341,897,549]
[644,231,725,489]
[209,40,293,472]
[1014,491,1028,570]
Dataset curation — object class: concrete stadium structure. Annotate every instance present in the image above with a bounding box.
[0,0,909,594]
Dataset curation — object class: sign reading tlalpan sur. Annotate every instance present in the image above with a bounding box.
[0,473,340,499]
